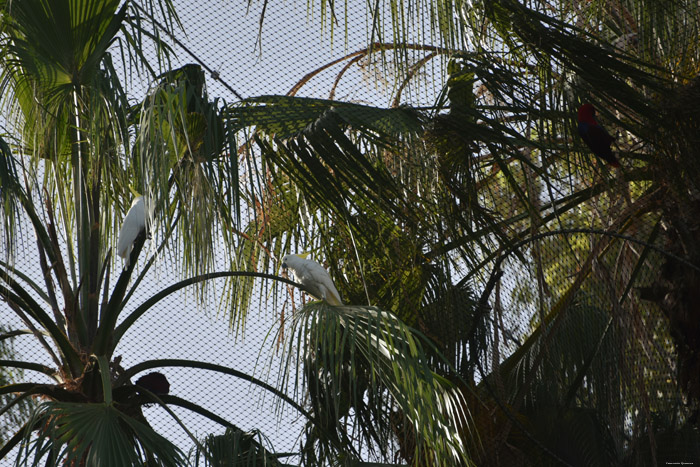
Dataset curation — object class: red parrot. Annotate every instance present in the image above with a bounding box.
[577,103,620,168]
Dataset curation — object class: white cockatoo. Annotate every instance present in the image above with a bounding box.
[282,253,343,306]
[117,188,148,266]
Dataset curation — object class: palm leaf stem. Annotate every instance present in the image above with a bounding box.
[109,272,299,354]
[118,358,309,419]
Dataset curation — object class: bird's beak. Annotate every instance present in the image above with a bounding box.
[281,262,287,269]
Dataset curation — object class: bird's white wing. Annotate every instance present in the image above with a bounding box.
[117,197,146,262]
[298,258,343,305]
[306,264,343,305]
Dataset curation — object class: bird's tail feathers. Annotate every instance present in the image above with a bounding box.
[327,295,344,306]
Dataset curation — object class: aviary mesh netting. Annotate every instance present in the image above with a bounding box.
[1,0,700,466]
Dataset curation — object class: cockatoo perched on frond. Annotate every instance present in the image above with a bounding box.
[117,187,148,266]
[282,253,343,306]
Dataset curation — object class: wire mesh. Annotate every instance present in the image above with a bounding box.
[1,0,700,466]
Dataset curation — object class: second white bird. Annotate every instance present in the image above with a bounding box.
[117,196,147,266]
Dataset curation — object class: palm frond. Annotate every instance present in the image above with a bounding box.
[189,427,285,467]
[16,401,185,467]
[229,95,424,137]
[129,64,241,280]
[0,328,34,444]
[228,95,424,220]
[278,302,472,465]
[0,137,22,259]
